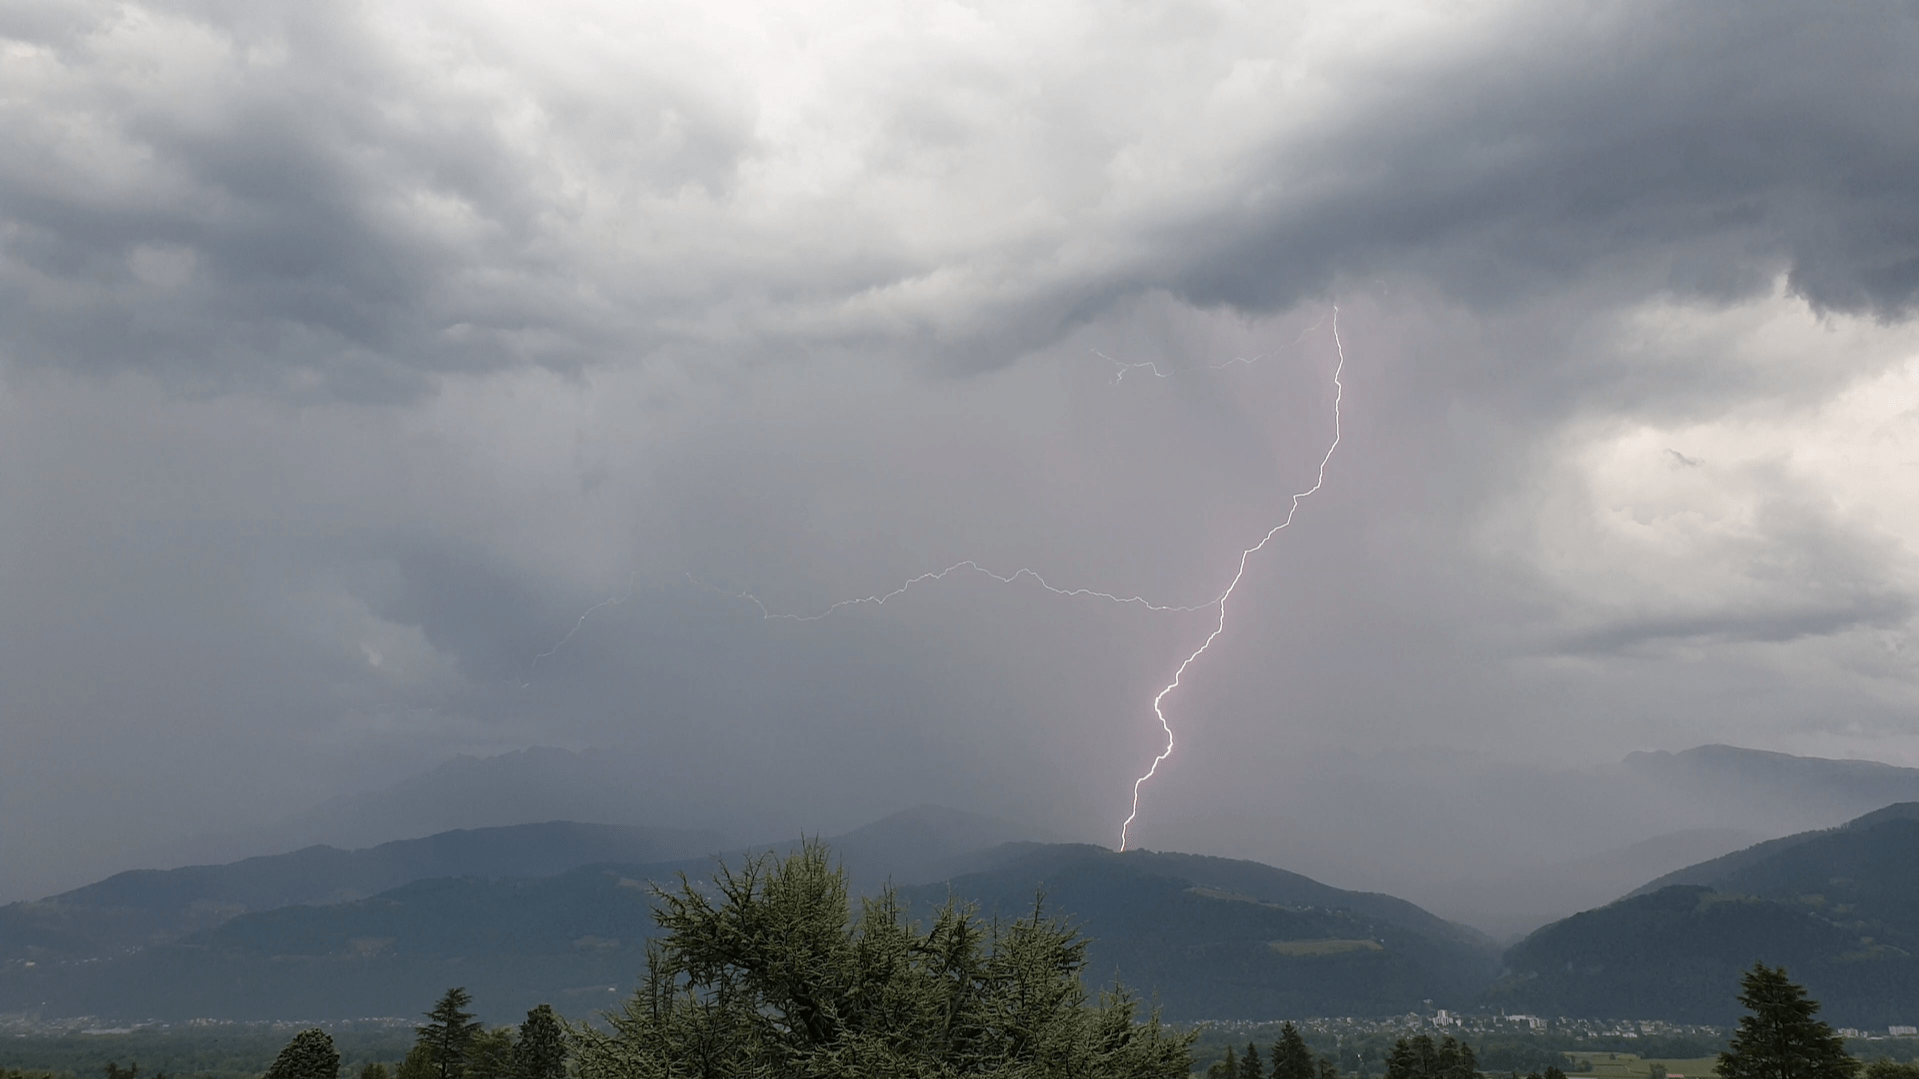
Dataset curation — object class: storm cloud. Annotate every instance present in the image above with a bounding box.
[4,0,1919,912]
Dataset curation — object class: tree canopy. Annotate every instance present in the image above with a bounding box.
[1719,964,1860,1079]
[571,841,1193,1078]
[264,1029,340,1079]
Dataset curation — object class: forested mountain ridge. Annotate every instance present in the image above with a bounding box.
[1489,804,1919,1025]
[899,844,1500,1020]
[0,843,1495,1024]
[0,821,721,964]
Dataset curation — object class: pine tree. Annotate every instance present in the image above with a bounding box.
[1719,964,1860,1079]
[511,1005,567,1079]
[571,841,1192,1078]
[463,1029,514,1079]
[1387,1036,1439,1079]
[1241,1042,1265,1079]
[419,988,484,1079]
[1436,1036,1478,1079]
[1274,1024,1318,1079]
[265,1029,341,1079]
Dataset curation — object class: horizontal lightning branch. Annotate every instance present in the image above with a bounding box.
[696,561,1214,621]
[1097,312,1327,384]
[626,306,1347,851]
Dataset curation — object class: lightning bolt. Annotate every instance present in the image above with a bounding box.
[689,305,1348,849]
[520,572,638,686]
[1118,305,1345,850]
[696,562,1211,620]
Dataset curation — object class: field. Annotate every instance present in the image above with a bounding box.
[1566,1051,1721,1079]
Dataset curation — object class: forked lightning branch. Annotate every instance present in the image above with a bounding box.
[560,307,1350,849]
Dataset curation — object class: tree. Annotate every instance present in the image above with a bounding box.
[1865,1064,1919,1079]
[394,1047,434,1079]
[419,988,484,1079]
[571,841,1193,1078]
[1208,1047,1240,1079]
[1385,1036,1474,1079]
[357,1064,390,1079]
[1436,1037,1479,1079]
[1718,964,1860,1079]
[1387,1037,1439,1079]
[1242,1042,1265,1079]
[511,1005,567,1079]
[463,1029,515,1079]
[265,1029,341,1079]
[1274,1023,1318,1079]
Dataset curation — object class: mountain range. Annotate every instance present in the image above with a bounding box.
[1490,802,1919,1026]
[10,744,1919,1026]
[0,812,1496,1024]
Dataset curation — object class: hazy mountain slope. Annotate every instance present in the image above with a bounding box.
[2,864,664,1023]
[179,747,683,860]
[0,821,720,963]
[1630,802,1919,897]
[1621,745,1919,826]
[1456,828,1765,942]
[0,842,1494,1024]
[821,804,1059,895]
[1490,806,1919,1025]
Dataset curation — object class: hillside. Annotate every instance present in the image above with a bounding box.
[1489,804,1919,1025]
[900,844,1499,1021]
[0,821,721,966]
[0,843,1495,1024]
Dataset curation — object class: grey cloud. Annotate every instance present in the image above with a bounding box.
[1173,2,1919,320]
[5,1,1916,403]
[7,0,1919,917]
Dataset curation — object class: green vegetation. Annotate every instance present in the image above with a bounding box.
[1494,811,1919,1025]
[1269,940,1384,956]
[1563,1052,1720,1078]
[263,1032,337,1079]
[1199,1021,1344,1079]
[571,841,1193,1077]
[1719,965,1859,1079]
[0,1027,414,1079]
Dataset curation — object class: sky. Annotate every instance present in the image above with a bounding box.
[4,0,1919,906]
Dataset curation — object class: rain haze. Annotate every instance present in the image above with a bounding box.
[5,0,1919,938]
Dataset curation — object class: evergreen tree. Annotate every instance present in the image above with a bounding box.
[1241,1042,1265,1079]
[571,841,1192,1078]
[1719,964,1860,1079]
[1387,1036,1440,1079]
[1275,1024,1318,1079]
[1436,1036,1478,1079]
[463,1029,514,1079]
[511,1005,567,1079]
[357,1064,389,1079]
[1319,1058,1340,1079]
[394,1046,434,1079]
[1208,1047,1241,1079]
[419,988,484,1079]
[264,1029,341,1079]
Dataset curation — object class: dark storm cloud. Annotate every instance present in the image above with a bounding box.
[1169,2,1919,320]
[4,1,1916,401]
[5,0,1919,912]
